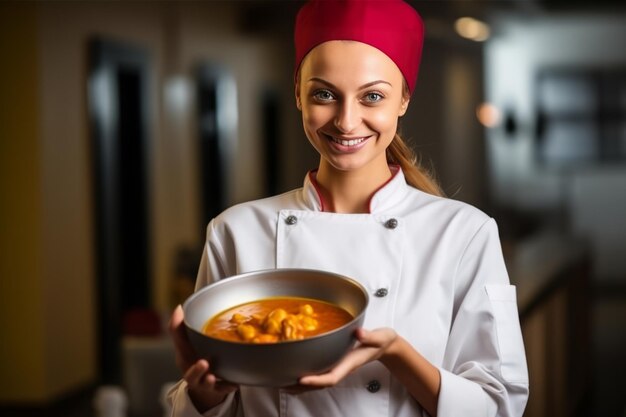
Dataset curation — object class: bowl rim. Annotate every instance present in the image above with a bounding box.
[183,267,369,346]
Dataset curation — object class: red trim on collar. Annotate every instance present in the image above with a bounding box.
[308,165,400,214]
[367,165,401,213]
[307,170,326,212]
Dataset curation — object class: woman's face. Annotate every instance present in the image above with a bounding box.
[296,40,409,175]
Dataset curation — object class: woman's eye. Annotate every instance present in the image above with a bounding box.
[312,90,335,101]
[363,92,383,103]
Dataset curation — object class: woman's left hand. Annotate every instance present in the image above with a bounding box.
[298,327,398,387]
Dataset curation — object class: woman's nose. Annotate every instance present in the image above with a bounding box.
[334,100,360,133]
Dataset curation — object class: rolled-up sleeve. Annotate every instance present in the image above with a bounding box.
[438,218,529,417]
[437,369,497,416]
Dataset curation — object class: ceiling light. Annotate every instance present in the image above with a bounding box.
[455,17,490,42]
[476,102,502,128]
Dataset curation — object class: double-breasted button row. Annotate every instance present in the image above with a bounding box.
[285,215,398,229]
[384,218,398,229]
[366,379,381,393]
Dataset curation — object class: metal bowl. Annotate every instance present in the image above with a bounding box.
[183,268,369,387]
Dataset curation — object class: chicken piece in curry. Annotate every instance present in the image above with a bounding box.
[202,297,353,343]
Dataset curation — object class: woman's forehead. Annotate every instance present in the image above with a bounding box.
[300,40,404,87]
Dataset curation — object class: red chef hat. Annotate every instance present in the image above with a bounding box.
[294,0,425,94]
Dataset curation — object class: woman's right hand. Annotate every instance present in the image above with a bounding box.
[169,305,239,413]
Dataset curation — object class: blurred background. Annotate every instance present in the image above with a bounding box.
[1,0,625,416]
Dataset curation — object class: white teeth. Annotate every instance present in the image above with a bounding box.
[331,137,365,146]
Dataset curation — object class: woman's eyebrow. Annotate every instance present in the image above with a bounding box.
[307,77,392,90]
[359,80,392,89]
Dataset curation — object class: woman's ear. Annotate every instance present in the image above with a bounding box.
[399,97,410,117]
[295,81,302,111]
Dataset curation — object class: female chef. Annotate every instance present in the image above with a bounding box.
[168,0,529,416]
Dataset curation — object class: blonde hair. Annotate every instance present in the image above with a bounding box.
[389,81,443,197]
[386,133,443,197]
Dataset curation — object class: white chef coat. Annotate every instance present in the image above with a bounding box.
[168,167,529,417]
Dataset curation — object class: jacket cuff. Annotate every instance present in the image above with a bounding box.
[436,369,496,417]
[168,380,238,417]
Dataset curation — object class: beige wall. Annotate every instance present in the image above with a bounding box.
[0,0,307,403]
[0,2,48,402]
[37,0,174,401]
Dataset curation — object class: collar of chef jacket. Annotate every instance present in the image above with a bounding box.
[302,165,408,214]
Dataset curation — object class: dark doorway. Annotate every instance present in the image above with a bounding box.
[261,88,281,196]
[197,69,225,226]
[88,38,152,384]
[196,64,237,229]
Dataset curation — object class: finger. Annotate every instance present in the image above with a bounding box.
[298,374,336,387]
[299,346,379,386]
[184,359,210,387]
[185,361,239,395]
[168,304,184,332]
[169,305,198,370]
[356,327,396,348]
[169,305,189,345]
[354,328,370,344]
[185,360,210,387]
[185,365,237,413]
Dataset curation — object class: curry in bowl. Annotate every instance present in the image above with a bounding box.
[183,268,368,386]
[203,296,354,343]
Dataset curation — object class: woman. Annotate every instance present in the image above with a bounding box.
[168,1,529,416]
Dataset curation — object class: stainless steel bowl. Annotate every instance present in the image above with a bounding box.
[183,268,369,387]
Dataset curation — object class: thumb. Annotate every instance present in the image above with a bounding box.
[356,327,396,348]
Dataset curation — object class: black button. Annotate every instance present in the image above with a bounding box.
[374,288,388,298]
[285,215,298,225]
[384,218,398,229]
[366,380,381,393]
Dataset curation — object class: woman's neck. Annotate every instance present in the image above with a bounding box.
[315,160,392,213]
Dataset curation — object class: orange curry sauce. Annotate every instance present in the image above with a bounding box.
[202,297,353,343]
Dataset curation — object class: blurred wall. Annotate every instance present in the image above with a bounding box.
[0,2,49,403]
[485,12,626,280]
[485,13,626,209]
[0,0,311,403]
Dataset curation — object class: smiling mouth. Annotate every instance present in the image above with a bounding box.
[327,135,368,147]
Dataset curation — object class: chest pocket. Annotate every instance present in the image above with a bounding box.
[276,210,405,331]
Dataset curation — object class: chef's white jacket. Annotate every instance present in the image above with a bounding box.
[168,167,529,417]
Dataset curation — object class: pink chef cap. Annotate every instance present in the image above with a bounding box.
[294,0,425,94]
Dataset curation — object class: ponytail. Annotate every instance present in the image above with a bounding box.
[386,133,444,197]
